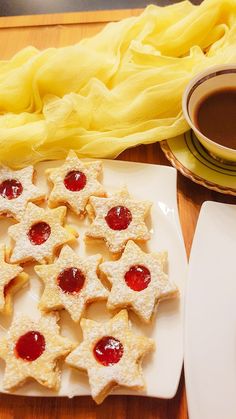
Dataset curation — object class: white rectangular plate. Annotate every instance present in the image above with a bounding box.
[0,159,187,399]
[185,201,236,419]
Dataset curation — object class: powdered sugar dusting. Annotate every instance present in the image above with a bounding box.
[0,312,75,391]
[0,166,45,220]
[48,151,105,216]
[66,310,155,403]
[35,245,108,322]
[100,240,178,323]
[8,203,77,264]
[86,187,152,253]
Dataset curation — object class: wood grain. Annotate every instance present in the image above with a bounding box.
[0,9,142,28]
[0,8,235,419]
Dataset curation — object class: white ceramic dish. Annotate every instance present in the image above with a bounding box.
[0,159,187,399]
[185,201,236,419]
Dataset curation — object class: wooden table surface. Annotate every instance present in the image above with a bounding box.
[0,8,235,419]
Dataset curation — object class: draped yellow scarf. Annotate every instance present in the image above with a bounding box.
[1,0,236,167]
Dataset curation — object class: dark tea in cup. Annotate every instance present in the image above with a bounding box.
[194,88,236,150]
[182,65,236,162]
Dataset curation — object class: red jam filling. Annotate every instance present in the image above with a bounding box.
[64,171,87,192]
[28,222,51,245]
[15,331,45,361]
[125,265,151,291]
[93,336,124,366]
[57,267,85,294]
[105,206,132,231]
[0,179,23,200]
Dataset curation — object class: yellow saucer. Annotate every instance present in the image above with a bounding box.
[161,131,236,195]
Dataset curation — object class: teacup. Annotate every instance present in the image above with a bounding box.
[182,65,236,163]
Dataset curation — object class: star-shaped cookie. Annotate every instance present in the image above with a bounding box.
[66,310,155,404]
[0,165,44,220]
[0,245,29,315]
[100,241,178,323]
[35,245,108,322]
[0,313,75,391]
[47,150,105,216]
[8,203,78,264]
[86,187,152,253]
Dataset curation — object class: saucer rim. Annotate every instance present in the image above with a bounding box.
[161,134,236,196]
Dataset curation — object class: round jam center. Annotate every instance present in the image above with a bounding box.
[57,267,85,294]
[105,206,132,231]
[64,171,87,192]
[125,265,151,291]
[93,336,124,366]
[0,179,23,200]
[28,222,51,245]
[15,331,45,361]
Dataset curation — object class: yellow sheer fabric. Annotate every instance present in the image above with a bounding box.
[1,0,236,167]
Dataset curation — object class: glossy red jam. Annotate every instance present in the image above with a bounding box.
[93,336,124,366]
[0,179,23,200]
[125,265,151,291]
[28,222,51,245]
[105,206,132,231]
[15,331,45,361]
[64,171,87,192]
[57,267,85,294]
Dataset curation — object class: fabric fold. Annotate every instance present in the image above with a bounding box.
[0,0,236,167]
